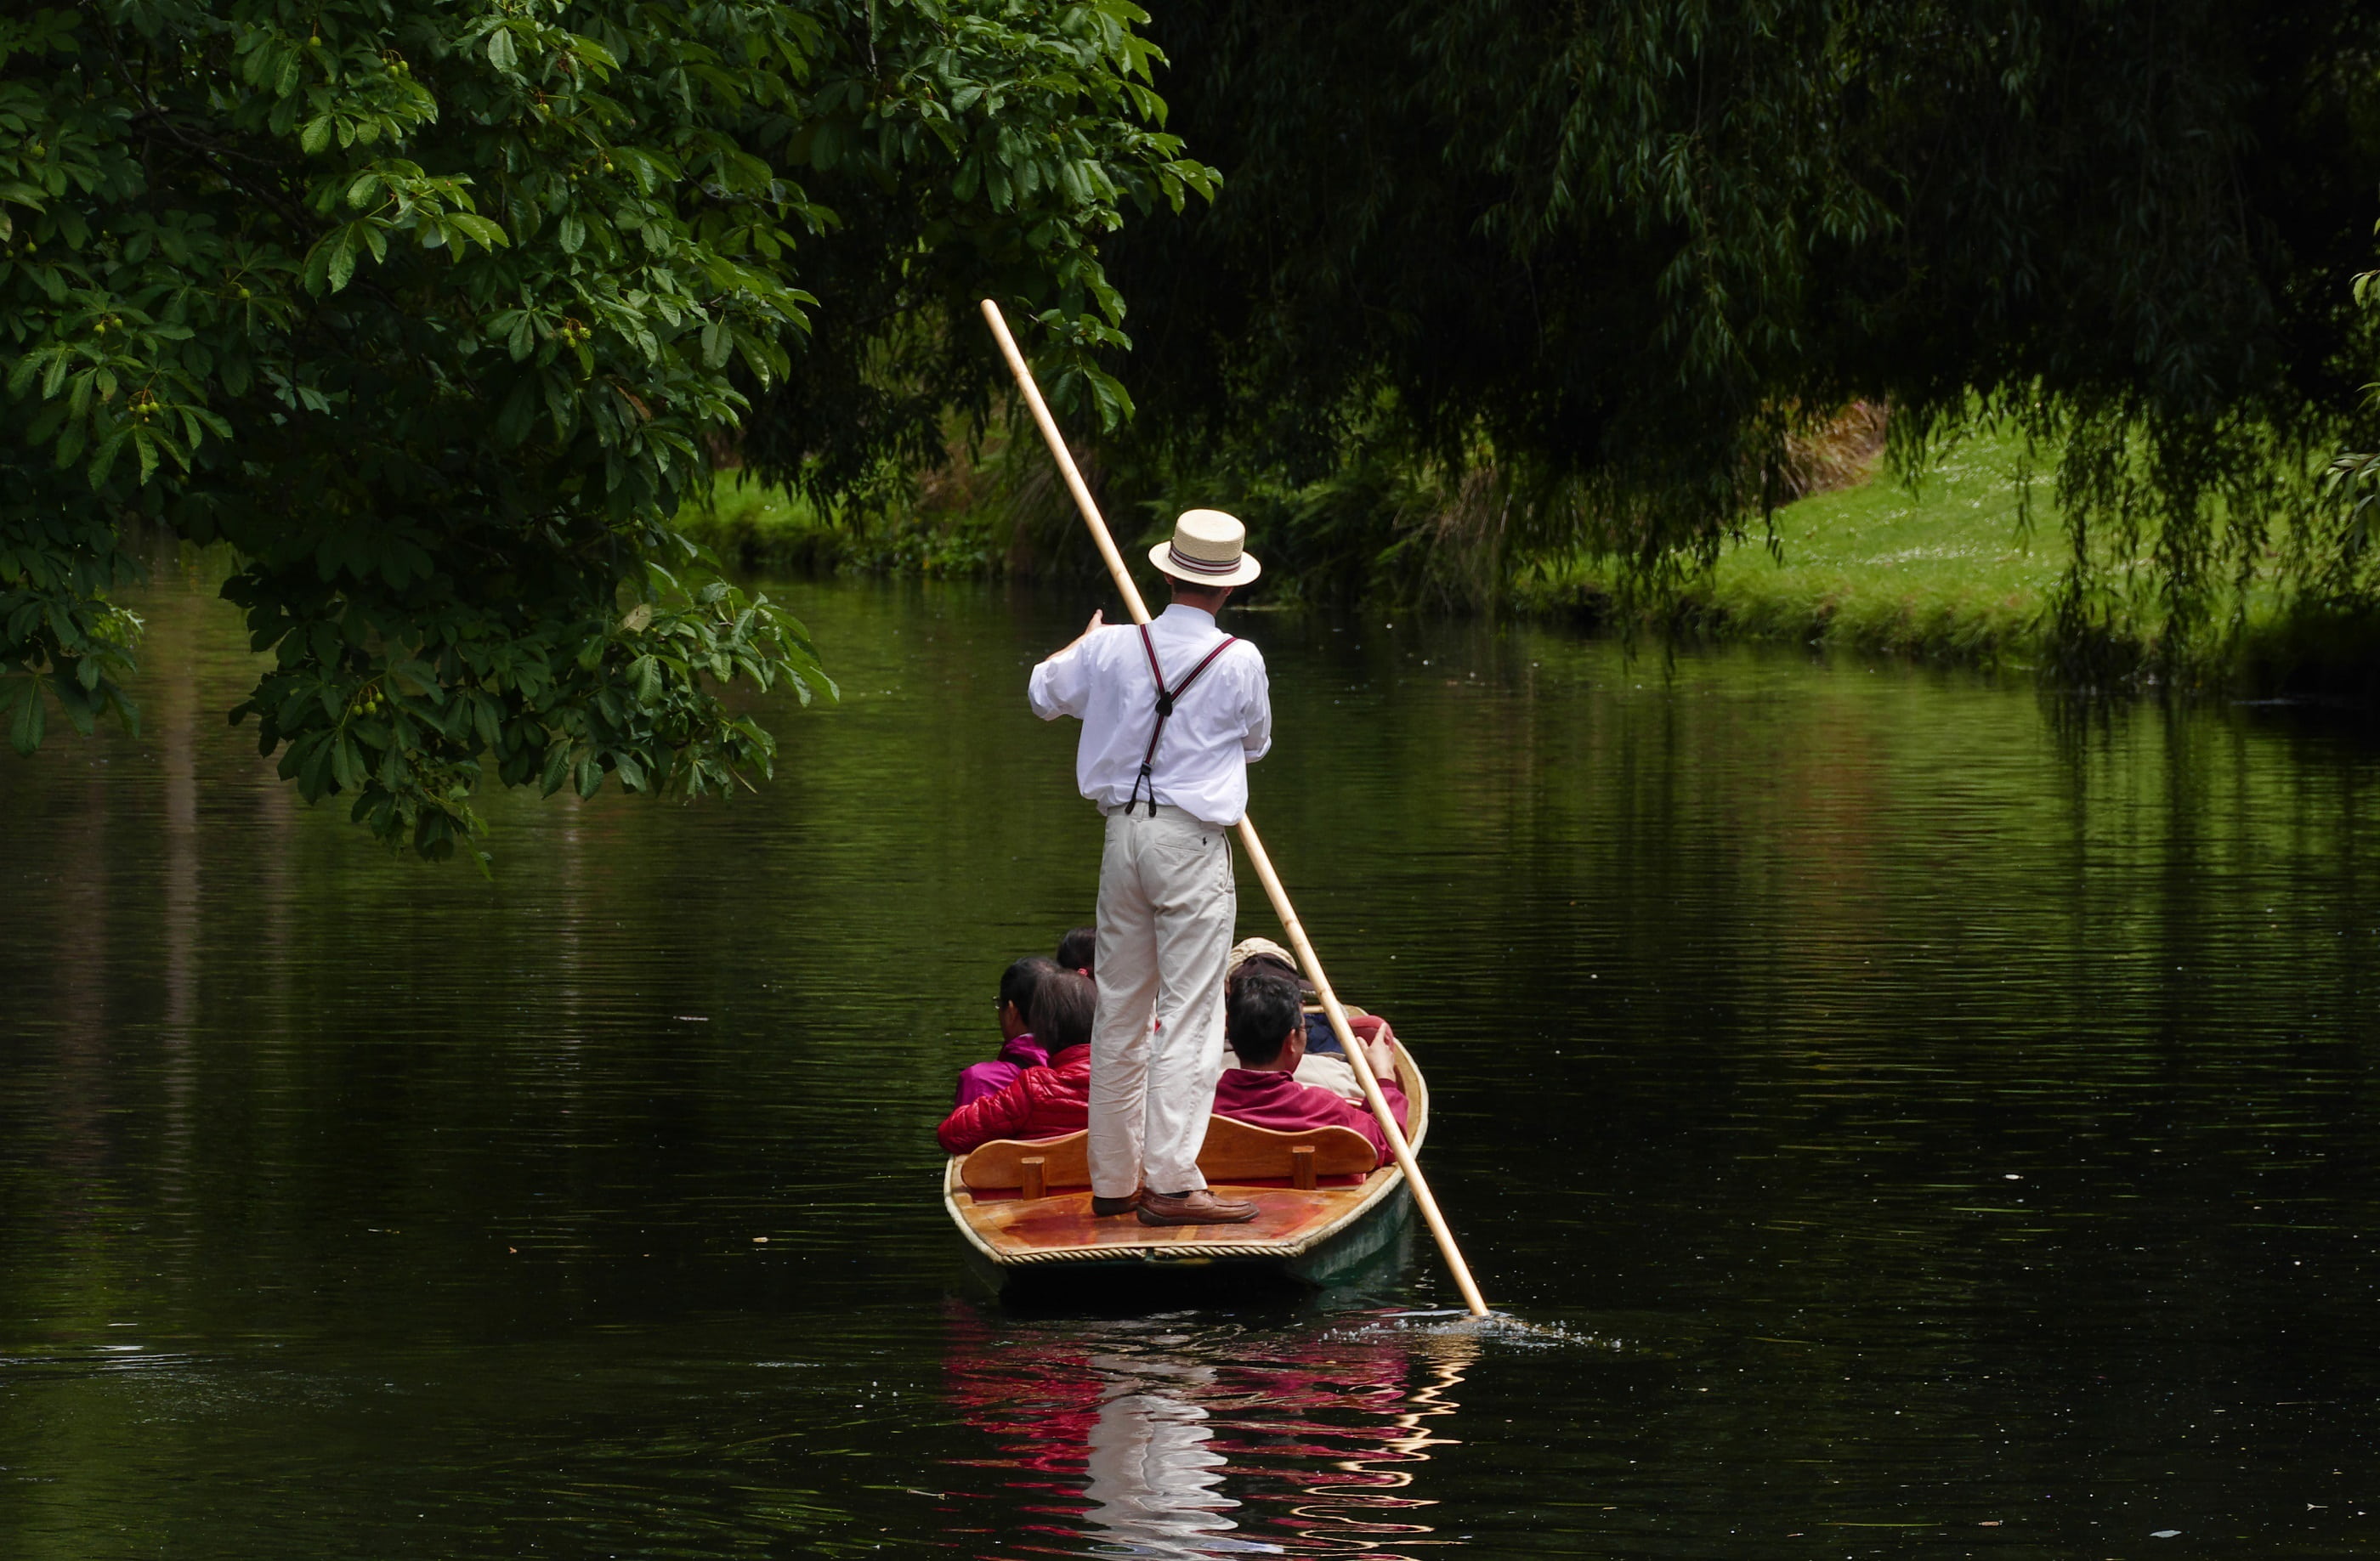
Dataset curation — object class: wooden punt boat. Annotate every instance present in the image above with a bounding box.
[943,1038,1427,1289]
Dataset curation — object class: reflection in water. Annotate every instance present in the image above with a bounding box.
[13,574,2380,1556]
[943,1306,1473,1558]
[1085,1357,1240,1555]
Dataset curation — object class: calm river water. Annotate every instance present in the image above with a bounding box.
[5,568,2380,1558]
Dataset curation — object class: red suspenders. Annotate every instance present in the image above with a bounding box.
[1124,623,1238,817]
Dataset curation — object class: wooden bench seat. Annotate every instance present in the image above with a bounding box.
[958,1117,1378,1199]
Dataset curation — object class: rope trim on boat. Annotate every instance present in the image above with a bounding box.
[992,1239,1315,1265]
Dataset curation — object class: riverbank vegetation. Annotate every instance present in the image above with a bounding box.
[1530,427,2380,701]
[701,0,2380,695]
[1068,0,2380,694]
[15,0,2380,855]
[686,410,2380,698]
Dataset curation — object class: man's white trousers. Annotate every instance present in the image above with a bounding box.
[1089,805,1235,1198]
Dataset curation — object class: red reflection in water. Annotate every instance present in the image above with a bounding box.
[940,1303,1474,1558]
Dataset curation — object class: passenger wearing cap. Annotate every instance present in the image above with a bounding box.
[1218,936,1399,1104]
[1027,510,1273,1227]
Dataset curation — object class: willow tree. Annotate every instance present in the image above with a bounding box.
[0,0,1210,858]
[1103,0,2380,672]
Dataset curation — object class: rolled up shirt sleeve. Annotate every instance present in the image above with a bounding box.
[1028,639,1091,721]
[1239,657,1272,762]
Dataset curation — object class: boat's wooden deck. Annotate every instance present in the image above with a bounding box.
[944,1040,1427,1269]
[951,1180,1381,1262]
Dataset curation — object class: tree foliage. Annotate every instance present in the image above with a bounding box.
[732,0,1214,504]
[0,0,1206,857]
[1104,0,2380,670]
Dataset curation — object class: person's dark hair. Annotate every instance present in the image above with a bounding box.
[1170,578,1233,609]
[1226,970,1304,1067]
[1029,970,1097,1053]
[1000,956,1059,1021]
[1055,925,1096,975]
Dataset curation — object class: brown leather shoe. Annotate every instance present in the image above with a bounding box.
[1090,1191,1142,1217]
[1136,1189,1258,1226]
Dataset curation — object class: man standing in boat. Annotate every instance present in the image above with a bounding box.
[1028,512,1271,1226]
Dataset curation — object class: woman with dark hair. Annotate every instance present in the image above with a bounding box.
[938,971,1099,1154]
[952,955,1061,1107]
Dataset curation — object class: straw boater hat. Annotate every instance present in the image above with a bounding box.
[1150,509,1261,588]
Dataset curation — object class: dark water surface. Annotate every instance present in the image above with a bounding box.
[6,569,2380,1558]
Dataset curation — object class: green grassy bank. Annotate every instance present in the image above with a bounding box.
[1523,431,2380,697]
[682,436,2380,696]
[683,433,2073,648]
[1520,428,2065,665]
[683,433,2079,665]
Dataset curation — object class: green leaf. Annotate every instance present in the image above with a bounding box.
[447,213,508,250]
[328,226,360,291]
[332,734,362,791]
[88,426,129,490]
[8,688,44,755]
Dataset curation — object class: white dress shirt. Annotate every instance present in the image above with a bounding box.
[1028,603,1272,827]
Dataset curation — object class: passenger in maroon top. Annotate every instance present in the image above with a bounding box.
[1210,970,1408,1166]
[938,970,1097,1153]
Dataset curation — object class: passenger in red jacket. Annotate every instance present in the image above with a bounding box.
[953,955,1060,1108]
[938,970,1097,1154]
[1210,970,1408,1166]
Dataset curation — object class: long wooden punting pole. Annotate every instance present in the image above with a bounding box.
[980,299,1491,1317]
